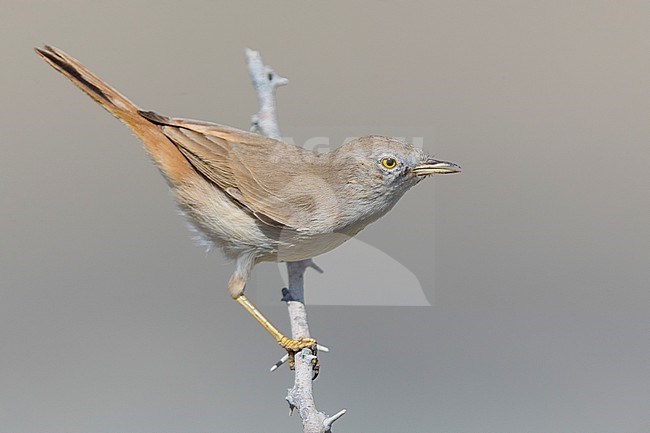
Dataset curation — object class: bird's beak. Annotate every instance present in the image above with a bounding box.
[412,158,461,176]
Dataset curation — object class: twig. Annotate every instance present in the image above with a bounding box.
[245,48,345,432]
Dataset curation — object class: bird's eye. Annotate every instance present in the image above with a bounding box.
[381,157,398,170]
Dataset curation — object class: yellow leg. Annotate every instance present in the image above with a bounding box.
[235,294,316,352]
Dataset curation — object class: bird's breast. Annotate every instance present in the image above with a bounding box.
[255,229,355,262]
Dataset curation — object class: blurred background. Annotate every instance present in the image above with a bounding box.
[1,1,649,432]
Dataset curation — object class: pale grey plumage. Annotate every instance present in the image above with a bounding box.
[35,44,460,354]
[140,111,450,268]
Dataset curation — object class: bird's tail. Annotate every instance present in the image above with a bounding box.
[35,45,193,185]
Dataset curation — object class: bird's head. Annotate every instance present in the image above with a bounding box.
[335,135,460,189]
[330,136,461,229]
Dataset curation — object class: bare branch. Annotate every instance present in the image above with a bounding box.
[245,48,287,141]
[245,48,345,432]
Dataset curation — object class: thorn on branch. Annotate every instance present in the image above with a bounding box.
[281,287,297,302]
[323,409,347,431]
[270,354,290,372]
[307,259,324,274]
[250,114,260,133]
[286,395,297,416]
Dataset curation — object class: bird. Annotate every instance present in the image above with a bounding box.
[35,45,461,363]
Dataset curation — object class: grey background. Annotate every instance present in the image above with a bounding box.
[1,1,649,432]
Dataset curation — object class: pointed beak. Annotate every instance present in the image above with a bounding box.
[412,158,461,176]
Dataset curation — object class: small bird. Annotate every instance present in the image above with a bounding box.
[35,45,460,360]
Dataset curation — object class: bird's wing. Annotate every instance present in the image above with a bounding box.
[139,110,321,231]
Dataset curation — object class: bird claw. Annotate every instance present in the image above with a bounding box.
[271,339,328,378]
[278,336,316,370]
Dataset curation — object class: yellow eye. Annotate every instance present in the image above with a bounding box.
[381,157,398,170]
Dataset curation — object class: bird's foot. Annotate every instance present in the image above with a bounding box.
[278,336,316,352]
[270,343,329,377]
[277,336,319,375]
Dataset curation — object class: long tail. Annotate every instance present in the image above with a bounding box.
[35,45,194,185]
